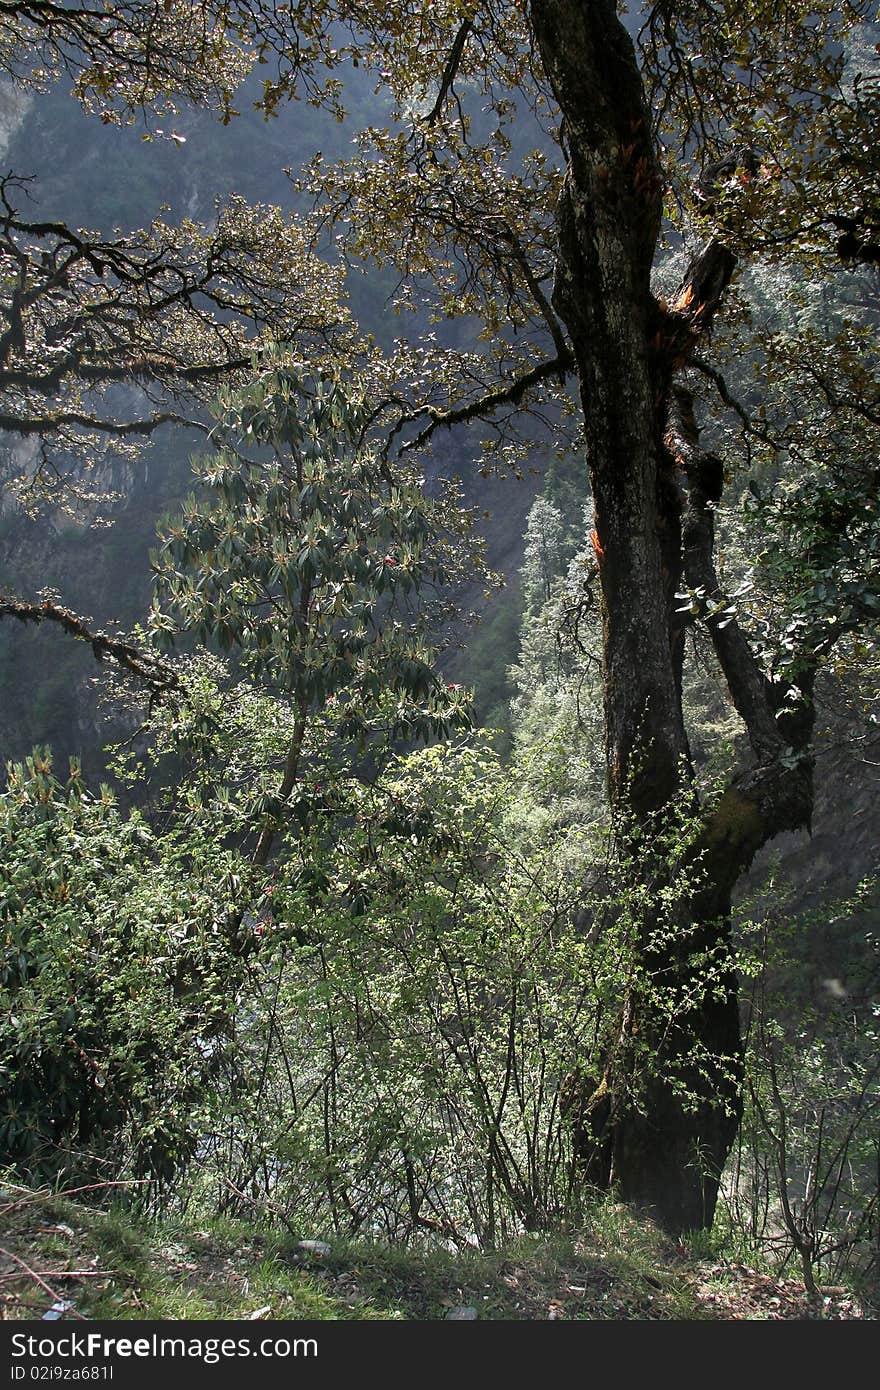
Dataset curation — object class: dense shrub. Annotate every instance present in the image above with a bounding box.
[0,750,247,1193]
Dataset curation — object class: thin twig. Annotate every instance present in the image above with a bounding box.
[0,1247,87,1318]
[0,1269,112,1281]
[221,1179,299,1240]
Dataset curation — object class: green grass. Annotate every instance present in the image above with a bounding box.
[0,1181,869,1321]
[0,1184,702,1321]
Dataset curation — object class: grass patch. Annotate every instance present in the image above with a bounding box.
[0,1181,868,1321]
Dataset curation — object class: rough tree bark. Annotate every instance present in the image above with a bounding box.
[529,0,816,1232]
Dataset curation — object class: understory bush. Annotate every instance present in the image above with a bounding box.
[206,736,607,1245]
[196,733,735,1247]
[5,728,877,1286]
[724,880,880,1295]
[0,750,247,1193]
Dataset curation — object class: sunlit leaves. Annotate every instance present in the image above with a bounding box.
[650,2,879,270]
[0,749,247,1185]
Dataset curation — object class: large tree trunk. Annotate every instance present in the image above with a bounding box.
[530,0,814,1233]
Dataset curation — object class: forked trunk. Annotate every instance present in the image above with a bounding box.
[530,0,813,1232]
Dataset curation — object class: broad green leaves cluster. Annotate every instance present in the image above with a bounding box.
[151,364,477,741]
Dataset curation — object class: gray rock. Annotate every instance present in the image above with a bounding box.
[297,1239,331,1257]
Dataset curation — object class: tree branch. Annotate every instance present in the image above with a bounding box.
[0,596,180,698]
[388,349,573,457]
[659,237,738,367]
[0,179,349,477]
[423,19,473,124]
[670,387,786,761]
[690,354,784,464]
[668,385,817,885]
[0,408,195,438]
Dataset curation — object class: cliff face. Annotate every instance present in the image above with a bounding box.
[0,80,30,160]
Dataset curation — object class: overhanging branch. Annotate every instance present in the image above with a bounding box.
[0,408,198,438]
[0,596,181,699]
[387,348,574,457]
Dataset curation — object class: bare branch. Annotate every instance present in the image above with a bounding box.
[423,19,473,125]
[388,349,574,458]
[0,596,180,698]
